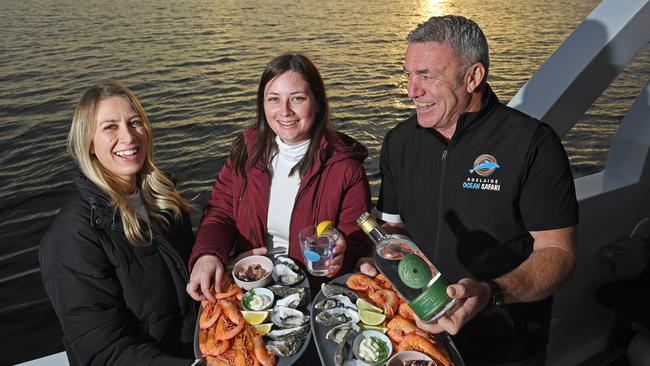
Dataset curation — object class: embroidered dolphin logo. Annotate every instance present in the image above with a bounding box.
[470,154,500,177]
[469,161,500,174]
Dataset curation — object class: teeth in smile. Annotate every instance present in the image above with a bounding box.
[114,148,138,157]
[277,120,299,126]
[414,101,435,108]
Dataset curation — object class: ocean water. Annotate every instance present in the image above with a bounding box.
[1,0,649,363]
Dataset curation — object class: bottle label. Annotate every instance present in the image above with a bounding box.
[409,274,452,320]
[398,253,432,289]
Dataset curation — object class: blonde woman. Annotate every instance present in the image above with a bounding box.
[39,80,198,365]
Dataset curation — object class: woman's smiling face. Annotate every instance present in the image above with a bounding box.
[91,95,148,189]
[263,70,317,145]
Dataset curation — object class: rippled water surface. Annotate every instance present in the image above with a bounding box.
[1,0,649,363]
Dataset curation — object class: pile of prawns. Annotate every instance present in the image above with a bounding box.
[346,273,453,366]
[198,277,277,366]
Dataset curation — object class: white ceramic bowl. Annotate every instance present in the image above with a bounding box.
[352,330,393,366]
[241,287,274,311]
[232,255,273,290]
[386,351,433,366]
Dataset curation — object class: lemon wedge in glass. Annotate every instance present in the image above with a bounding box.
[316,220,334,237]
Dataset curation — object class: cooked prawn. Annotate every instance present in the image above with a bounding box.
[368,288,399,317]
[346,273,381,292]
[200,300,223,329]
[374,273,393,289]
[398,302,416,320]
[215,300,245,340]
[386,315,418,344]
[397,333,451,366]
[254,334,277,366]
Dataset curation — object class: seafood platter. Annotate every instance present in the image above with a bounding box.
[194,256,312,366]
[311,273,464,366]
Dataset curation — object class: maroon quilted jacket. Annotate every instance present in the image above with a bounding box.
[189,128,372,286]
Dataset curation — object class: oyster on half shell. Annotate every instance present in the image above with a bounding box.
[267,324,310,341]
[271,305,309,328]
[272,263,304,286]
[266,338,303,357]
[315,307,360,326]
[325,322,360,344]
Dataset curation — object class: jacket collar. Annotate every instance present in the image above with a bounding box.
[453,83,499,137]
[73,172,120,231]
[242,127,368,179]
[414,83,499,142]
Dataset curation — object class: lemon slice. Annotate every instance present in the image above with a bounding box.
[252,323,273,336]
[359,309,386,326]
[316,220,334,237]
[356,298,383,313]
[359,323,388,333]
[241,310,269,325]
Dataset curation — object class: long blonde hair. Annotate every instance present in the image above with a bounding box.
[68,80,192,246]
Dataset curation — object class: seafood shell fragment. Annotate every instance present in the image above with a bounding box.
[326,322,361,344]
[272,263,305,286]
[275,292,305,309]
[266,338,303,356]
[271,305,309,328]
[315,294,357,311]
[315,307,360,326]
[321,283,358,302]
[267,324,310,341]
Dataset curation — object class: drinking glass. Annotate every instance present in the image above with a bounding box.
[298,225,340,276]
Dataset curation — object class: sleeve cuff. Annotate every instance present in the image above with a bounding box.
[372,207,403,224]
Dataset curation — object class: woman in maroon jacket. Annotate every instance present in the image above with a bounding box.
[186,53,372,299]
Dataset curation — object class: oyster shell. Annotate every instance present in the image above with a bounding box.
[315,307,360,326]
[272,263,305,286]
[271,305,309,328]
[334,331,355,366]
[274,291,305,309]
[268,285,305,299]
[267,324,310,341]
[314,294,357,311]
[321,283,358,301]
[274,256,300,271]
[326,322,360,344]
[266,338,302,356]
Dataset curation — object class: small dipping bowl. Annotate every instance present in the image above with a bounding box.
[353,330,393,366]
[232,255,273,290]
[241,287,274,311]
[386,351,433,366]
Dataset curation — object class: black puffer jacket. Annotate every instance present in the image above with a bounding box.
[39,173,196,366]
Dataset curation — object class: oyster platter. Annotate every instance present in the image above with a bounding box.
[311,273,465,366]
[194,256,312,366]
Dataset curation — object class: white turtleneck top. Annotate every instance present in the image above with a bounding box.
[265,136,310,257]
[127,189,150,224]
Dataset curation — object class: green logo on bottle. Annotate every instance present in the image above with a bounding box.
[398,253,432,289]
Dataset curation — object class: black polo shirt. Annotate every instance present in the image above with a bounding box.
[376,85,578,362]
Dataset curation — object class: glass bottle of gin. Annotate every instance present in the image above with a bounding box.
[357,212,456,322]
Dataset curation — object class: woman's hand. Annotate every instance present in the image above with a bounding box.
[186,255,224,302]
[325,233,347,277]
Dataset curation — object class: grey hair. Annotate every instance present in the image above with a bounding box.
[407,15,490,80]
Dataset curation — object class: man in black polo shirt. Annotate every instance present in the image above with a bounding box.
[365,15,578,365]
